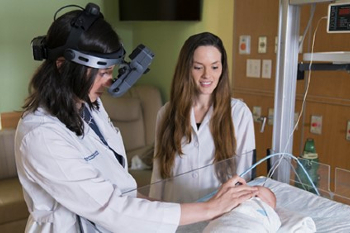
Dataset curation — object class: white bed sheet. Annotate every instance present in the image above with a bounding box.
[262,178,350,233]
[177,177,350,233]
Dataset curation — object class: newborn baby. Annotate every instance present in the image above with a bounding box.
[203,186,281,233]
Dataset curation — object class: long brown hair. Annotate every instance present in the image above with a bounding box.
[23,10,121,136]
[155,32,236,179]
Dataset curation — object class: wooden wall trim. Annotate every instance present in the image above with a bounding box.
[234,88,350,107]
[233,88,274,98]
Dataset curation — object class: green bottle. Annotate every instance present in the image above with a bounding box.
[296,138,319,193]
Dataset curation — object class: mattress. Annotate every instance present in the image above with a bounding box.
[255,177,350,233]
[177,177,350,233]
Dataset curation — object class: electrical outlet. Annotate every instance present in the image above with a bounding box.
[310,115,322,134]
[252,106,262,122]
[262,59,272,79]
[346,121,350,141]
[246,59,261,78]
[258,36,267,53]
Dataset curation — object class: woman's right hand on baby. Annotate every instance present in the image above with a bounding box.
[179,175,258,225]
[207,175,258,219]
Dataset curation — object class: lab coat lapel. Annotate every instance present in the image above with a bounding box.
[200,106,213,131]
[190,108,198,132]
[190,105,213,133]
[89,103,127,168]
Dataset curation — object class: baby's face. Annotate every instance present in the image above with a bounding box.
[256,186,276,209]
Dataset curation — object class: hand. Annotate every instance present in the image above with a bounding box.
[255,186,276,209]
[179,175,258,225]
[206,175,259,219]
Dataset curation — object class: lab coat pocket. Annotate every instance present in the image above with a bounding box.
[78,215,112,233]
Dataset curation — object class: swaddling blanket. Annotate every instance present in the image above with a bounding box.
[276,207,316,233]
[203,197,281,233]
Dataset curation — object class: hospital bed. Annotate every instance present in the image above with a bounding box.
[126,153,350,233]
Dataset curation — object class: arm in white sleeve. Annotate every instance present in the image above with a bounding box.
[17,126,180,232]
[232,100,256,181]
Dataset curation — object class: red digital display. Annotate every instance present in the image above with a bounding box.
[339,8,350,16]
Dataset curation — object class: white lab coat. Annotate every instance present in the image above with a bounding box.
[15,99,180,233]
[149,98,255,203]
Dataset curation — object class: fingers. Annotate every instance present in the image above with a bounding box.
[215,179,258,201]
[229,185,258,200]
[222,189,257,212]
[215,175,259,201]
[218,175,247,193]
[207,182,259,218]
[228,175,247,186]
[232,186,259,202]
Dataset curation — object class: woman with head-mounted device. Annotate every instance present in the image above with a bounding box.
[15,3,258,232]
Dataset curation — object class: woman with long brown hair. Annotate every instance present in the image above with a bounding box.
[150,32,255,203]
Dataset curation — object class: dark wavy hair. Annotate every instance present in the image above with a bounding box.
[23,10,121,136]
[155,32,236,179]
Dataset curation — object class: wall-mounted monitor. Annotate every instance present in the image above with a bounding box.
[327,2,350,33]
[119,0,202,21]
